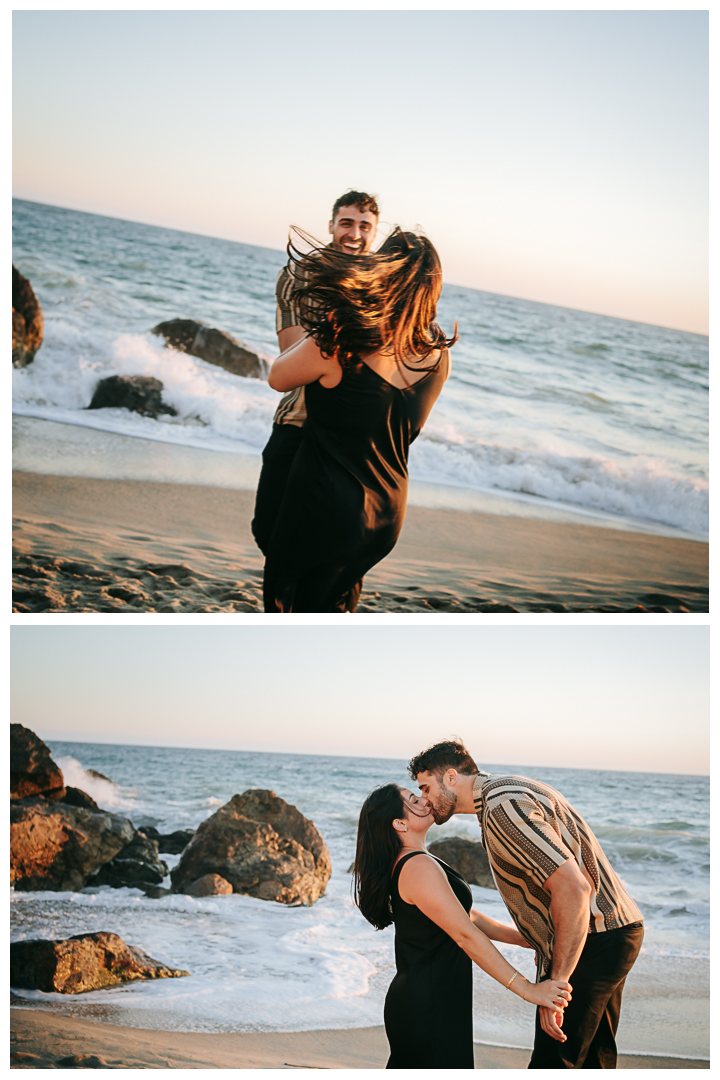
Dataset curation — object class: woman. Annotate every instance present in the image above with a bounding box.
[263,228,456,613]
[353,784,572,1069]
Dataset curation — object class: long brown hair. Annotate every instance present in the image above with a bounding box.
[288,227,458,371]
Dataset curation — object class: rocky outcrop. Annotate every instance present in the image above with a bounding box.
[88,375,177,418]
[171,789,331,905]
[61,786,100,811]
[10,932,189,993]
[184,873,233,897]
[87,831,168,891]
[142,826,195,854]
[11,798,135,892]
[12,265,44,368]
[427,837,496,889]
[151,318,268,379]
[10,724,65,801]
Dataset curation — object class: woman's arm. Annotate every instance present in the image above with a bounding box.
[398,856,571,1034]
[268,334,342,392]
[470,910,534,948]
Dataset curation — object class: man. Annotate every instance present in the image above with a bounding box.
[409,739,644,1069]
[251,191,380,575]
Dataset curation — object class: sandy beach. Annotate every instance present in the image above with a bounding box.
[10,1008,708,1069]
[13,469,708,613]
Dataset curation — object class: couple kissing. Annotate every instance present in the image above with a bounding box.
[353,739,644,1069]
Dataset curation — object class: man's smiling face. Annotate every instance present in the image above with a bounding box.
[329,204,378,255]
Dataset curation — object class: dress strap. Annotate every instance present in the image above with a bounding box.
[391,849,433,882]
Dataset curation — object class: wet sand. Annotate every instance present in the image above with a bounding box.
[10,1009,708,1069]
[12,471,708,613]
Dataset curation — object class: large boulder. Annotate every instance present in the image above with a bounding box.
[151,318,268,379]
[12,265,44,368]
[10,724,65,801]
[171,789,331,905]
[88,375,177,418]
[10,932,189,993]
[10,798,134,892]
[87,831,168,891]
[61,786,100,811]
[427,837,497,890]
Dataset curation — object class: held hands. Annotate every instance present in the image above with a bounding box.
[525,980,572,1043]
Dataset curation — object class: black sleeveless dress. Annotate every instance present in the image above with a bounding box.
[263,351,449,613]
[385,850,474,1069]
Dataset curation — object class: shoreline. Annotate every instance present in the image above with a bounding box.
[13,470,708,613]
[10,1009,709,1069]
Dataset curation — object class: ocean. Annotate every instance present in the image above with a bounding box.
[10,742,709,1059]
[12,198,708,540]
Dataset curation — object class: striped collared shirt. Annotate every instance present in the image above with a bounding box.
[273,264,307,427]
[473,773,643,976]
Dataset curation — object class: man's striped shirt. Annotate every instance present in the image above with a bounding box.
[273,264,307,426]
[473,773,643,976]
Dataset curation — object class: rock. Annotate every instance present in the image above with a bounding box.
[10,724,65,801]
[12,265,44,367]
[143,885,173,899]
[60,786,100,811]
[151,318,268,379]
[10,932,189,993]
[141,826,195,854]
[88,831,168,890]
[427,837,496,889]
[171,789,331,905]
[184,873,233,897]
[88,375,177,418]
[10,797,135,892]
[87,769,114,784]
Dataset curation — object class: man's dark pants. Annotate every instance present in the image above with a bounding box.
[529,923,644,1069]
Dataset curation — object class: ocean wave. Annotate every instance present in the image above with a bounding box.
[410,427,708,536]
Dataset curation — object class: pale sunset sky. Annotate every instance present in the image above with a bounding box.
[10,626,709,776]
[12,7,708,334]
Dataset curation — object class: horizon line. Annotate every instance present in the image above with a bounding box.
[12,194,708,340]
[41,734,709,780]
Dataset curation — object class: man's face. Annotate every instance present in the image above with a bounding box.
[415,769,458,825]
[329,204,378,255]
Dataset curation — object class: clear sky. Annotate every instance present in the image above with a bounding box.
[10,625,708,776]
[12,9,707,334]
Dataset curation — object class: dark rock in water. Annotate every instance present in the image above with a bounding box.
[88,831,168,890]
[10,932,189,993]
[10,724,65,801]
[141,826,195,854]
[87,769,114,785]
[12,265,44,368]
[10,797,135,892]
[88,375,177,418]
[184,873,233,897]
[60,786,100,812]
[144,885,173,899]
[151,318,268,380]
[427,837,496,889]
[171,789,332,905]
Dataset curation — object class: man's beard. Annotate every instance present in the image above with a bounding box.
[431,782,457,825]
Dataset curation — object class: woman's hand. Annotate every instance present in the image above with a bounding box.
[521,978,572,1041]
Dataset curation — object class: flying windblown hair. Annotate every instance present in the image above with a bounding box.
[287,226,458,372]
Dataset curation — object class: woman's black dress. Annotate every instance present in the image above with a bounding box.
[263,351,449,613]
[385,850,474,1069]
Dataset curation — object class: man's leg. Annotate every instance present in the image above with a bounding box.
[251,424,304,555]
[528,924,644,1069]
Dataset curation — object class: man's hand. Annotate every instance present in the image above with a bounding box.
[539,1005,567,1042]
